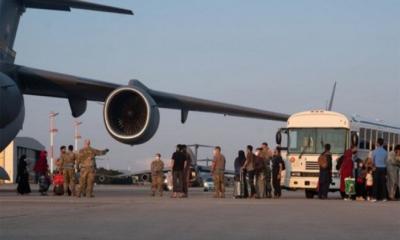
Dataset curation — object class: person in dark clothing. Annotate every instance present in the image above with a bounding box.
[318,144,332,199]
[234,150,246,178]
[271,148,284,198]
[372,138,388,202]
[182,145,192,197]
[171,145,187,198]
[234,150,247,198]
[16,155,31,195]
[243,145,256,198]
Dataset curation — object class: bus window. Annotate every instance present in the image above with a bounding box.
[365,129,371,150]
[371,130,377,149]
[288,129,316,154]
[288,128,347,154]
[316,129,347,154]
[383,132,389,147]
[359,128,366,149]
[388,132,393,150]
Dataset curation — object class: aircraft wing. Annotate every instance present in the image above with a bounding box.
[6,64,290,121]
[23,0,133,15]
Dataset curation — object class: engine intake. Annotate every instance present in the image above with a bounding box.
[103,87,160,145]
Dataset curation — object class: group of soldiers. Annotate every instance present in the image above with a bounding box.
[150,144,193,198]
[56,139,109,198]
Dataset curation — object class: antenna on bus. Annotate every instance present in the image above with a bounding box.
[327,81,337,111]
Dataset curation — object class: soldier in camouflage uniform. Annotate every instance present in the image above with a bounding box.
[211,146,226,198]
[77,139,109,198]
[60,145,77,196]
[261,142,273,198]
[150,153,164,197]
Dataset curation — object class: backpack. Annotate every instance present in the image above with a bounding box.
[281,159,286,171]
[318,153,328,169]
[336,155,344,171]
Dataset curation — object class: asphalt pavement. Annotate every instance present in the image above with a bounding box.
[1,185,399,240]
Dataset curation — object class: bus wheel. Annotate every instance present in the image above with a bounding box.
[305,189,315,199]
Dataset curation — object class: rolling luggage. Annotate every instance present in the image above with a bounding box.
[53,173,64,196]
[234,172,245,198]
[38,174,50,195]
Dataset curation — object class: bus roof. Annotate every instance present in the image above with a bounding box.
[287,110,400,131]
[350,115,400,131]
[287,110,349,129]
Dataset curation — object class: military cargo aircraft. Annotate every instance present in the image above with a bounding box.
[0,0,289,152]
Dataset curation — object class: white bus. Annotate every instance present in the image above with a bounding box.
[275,110,400,198]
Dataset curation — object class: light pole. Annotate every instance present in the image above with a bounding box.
[49,111,59,174]
[74,120,82,151]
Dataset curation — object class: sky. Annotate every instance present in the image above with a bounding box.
[13,0,399,171]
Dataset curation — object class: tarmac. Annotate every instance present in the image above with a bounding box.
[0,184,399,240]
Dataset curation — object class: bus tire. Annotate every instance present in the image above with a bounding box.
[305,189,315,199]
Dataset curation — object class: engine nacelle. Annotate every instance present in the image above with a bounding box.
[0,72,25,151]
[103,86,160,145]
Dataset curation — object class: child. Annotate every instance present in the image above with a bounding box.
[365,168,374,201]
[355,158,366,201]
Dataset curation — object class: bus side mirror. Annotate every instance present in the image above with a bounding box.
[276,131,282,145]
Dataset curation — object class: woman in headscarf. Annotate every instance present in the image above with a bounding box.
[340,145,357,200]
[16,155,31,195]
[234,150,247,198]
[34,151,50,195]
[234,150,246,177]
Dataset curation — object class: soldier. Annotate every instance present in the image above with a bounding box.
[61,145,77,196]
[77,139,109,198]
[150,153,164,197]
[56,146,67,173]
[261,142,273,198]
[211,146,226,198]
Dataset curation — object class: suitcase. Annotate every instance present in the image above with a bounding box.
[38,175,50,193]
[53,185,64,196]
[234,172,245,198]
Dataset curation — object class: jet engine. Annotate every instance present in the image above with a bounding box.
[103,86,160,145]
[0,72,25,151]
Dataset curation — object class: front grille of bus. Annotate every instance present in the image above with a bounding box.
[305,161,319,170]
[291,172,319,177]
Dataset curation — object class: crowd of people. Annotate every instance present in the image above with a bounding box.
[328,138,400,202]
[149,142,284,199]
[232,143,285,199]
[16,137,400,202]
[16,139,108,198]
[149,139,400,202]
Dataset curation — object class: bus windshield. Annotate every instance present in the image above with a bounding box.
[288,128,348,154]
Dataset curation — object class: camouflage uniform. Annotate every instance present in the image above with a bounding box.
[77,147,107,197]
[60,151,77,196]
[212,154,226,198]
[183,153,192,196]
[150,159,164,196]
[261,148,273,198]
